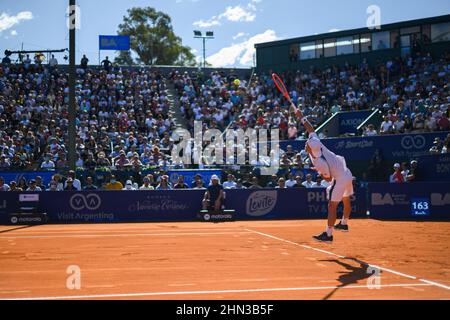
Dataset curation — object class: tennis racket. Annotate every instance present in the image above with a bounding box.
[272,73,300,115]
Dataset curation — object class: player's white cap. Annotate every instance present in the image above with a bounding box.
[394,163,400,169]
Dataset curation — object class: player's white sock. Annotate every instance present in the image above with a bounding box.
[341,218,348,225]
[326,226,333,237]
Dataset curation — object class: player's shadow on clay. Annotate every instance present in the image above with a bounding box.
[319,258,372,300]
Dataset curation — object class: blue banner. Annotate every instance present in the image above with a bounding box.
[339,111,372,134]
[0,172,55,187]
[167,170,222,187]
[99,35,130,50]
[0,188,367,224]
[369,182,450,220]
[281,131,450,161]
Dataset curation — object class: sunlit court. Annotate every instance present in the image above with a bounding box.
[1,0,450,308]
[0,220,449,300]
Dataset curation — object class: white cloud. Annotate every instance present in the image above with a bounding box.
[220,5,255,22]
[193,1,260,28]
[193,16,221,28]
[10,30,17,36]
[0,11,33,32]
[207,29,279,67]
[232,32,248,40]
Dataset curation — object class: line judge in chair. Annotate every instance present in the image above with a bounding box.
[202,175,225,212]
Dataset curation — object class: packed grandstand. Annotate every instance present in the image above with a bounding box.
[0,46,449,192]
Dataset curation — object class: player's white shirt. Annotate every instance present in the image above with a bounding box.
[307,133,352,180]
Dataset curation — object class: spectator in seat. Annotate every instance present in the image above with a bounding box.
[286,173,297,188]
[83,177,98,190]
[156,176,172,190]
[429,137,443,154]
[389,163,405,183]
[0,176,10,191]
[249,176,263,189]
[235,179,246,189]
[266,174,278,188]
[202,175,224,211]
[301,174,315,188]
[276,177,286,189]
[174,176,189,189]
[64,178,78,191]
[406,160,422,182]
[65,170,81,191]
[139,176,155,190]
[223,174,237,189]
[380,116,393,134]
[105,175,123,190]
[123,180,136,191]
[9,181,22,192]
[27,179,42,192]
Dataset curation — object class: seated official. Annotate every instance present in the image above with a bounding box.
[202,175,224,211]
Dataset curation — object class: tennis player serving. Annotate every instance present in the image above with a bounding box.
[294,106,353,243]
[271,73,353,243]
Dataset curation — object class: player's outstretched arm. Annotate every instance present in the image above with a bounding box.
[292,104,316,135]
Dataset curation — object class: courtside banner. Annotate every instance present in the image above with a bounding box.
[338,110,372,134]
[0,188,367,224]
[369,182,450,220]
[281,131,450,161]
[416,154,450,182]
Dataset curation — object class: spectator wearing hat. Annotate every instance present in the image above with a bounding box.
[202,175,224,211]
[389,163,405,183]
[9,181,22,192]
[156,175,172,190]
[429,137,443,154]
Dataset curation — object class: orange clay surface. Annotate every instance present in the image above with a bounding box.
[0,219,449,300]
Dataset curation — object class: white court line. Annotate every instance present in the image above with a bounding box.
[0,231,252,239]
[1,283,433,300]
[245,228,450,291]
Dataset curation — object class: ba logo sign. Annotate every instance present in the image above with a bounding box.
[70,194,102,211]
[371,193,394,206]
[431,193,450,206]
[246,191,277,217]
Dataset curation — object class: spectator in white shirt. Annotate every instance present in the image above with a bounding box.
[285,173,297,188]
[380,116,393,134]
[223,174,237,189]
[41,154,55,170]
[302,174,315,188]
[363,124,378,136]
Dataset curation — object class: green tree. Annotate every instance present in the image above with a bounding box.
[115,7,196,66]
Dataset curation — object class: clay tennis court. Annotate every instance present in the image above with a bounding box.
[0,219,449,300]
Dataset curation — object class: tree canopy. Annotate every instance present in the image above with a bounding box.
[115,7,196,66]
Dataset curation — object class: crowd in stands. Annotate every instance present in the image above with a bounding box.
[0,49,448,189]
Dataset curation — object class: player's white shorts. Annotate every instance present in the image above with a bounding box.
[326,176,354,202]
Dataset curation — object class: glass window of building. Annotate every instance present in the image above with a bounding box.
[401,26,421,35]
[422,25,431,44]
[360,33,372,52]
[336,36,354,55]
[372,32,390,50]
[390,30,400,48]
[315,40,324,58]
[431,22,450,43]
[289,44,299,62]
[353,35,360,53]
[300,42,316,60]
[324,38,336,57]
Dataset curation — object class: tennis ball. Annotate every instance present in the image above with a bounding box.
[233,79,241,86]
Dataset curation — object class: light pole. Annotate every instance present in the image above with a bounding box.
[194,30,214,68]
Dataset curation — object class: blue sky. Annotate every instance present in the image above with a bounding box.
[0,0,449,67]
